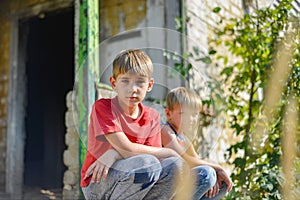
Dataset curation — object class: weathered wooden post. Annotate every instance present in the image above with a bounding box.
[76,0,99,195]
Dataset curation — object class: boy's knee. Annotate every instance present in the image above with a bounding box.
[160,156,186,180]
[132,155,162,184]
[124,154,161,169]
[161,156,185,170]
[136,154,161,166]
[194,166,217,188]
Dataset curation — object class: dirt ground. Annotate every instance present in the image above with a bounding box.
[0,187,63,200]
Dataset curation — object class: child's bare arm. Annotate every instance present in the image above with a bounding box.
[162,126,232,192]
[161,126,187,155]
[161,125,200,158]
[105,131,180,159]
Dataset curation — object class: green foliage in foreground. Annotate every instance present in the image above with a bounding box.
[207,0,300,199]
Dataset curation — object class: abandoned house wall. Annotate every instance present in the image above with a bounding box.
[0,0,247,198]
[100,0,147,38]
[203,0,244,168]
[99,0,182,100]
[0,0,73,197]
[184,0,244,169]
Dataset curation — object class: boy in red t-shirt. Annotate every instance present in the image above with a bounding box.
[80,49,184,200]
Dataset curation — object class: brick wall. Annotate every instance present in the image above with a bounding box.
[185,0,243,168]
[185,0,243,82]
[62,91,80,199]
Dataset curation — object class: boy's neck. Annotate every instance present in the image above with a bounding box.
[126,106,140,119]
[116,97,141,119]
[167,121,183,135]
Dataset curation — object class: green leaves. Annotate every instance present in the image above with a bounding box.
[196,56,212,64]
[209,1,300,199]
[169,3,299,198]
[213,7,221,13]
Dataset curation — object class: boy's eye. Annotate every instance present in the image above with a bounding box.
[121,80,129,83]
[136,80,147,86]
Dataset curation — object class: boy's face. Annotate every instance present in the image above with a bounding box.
[110,72,154,109]
[166,104,199,135]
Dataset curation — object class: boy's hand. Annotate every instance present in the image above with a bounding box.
[216,169,233,193]
[85,149,121,183]
[205,169,232,197]
[205,182,220,198]
[86,159,110,183]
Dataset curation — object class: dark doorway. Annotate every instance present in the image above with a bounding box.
[22,8,74,189]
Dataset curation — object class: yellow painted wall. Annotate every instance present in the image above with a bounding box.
[8,0,50,11]
[100,0,147,37]
[0,2,10,183]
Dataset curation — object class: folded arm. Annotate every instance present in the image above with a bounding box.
[105,131,180,159]
[161,126,232,193]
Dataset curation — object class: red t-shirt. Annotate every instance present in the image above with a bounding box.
[80,97,162,187]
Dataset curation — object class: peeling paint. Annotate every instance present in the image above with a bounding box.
[77,0,99,172]
[100,0,147,36]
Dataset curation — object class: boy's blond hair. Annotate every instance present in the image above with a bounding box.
[166,87,202,111]
[112,49,153,79]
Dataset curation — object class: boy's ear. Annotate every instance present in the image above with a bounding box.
[109,76,116,89]
[147,78,154,92]
[165,108,171,118]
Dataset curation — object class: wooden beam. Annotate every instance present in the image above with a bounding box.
[76,0,99,189]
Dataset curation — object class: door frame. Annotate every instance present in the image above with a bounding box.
[6,1,74,198]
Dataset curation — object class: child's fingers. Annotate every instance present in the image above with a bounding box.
[205,184,219,198]
[85,163,95,179]
[91,164,101,183]
[91,166,97,183]
[227,180,233,192]
[217,170,233,192]
[102,166,109,180]
[212,183,219,197]
[89,161,111,184]
[205,187,213,198]
[96,165,104,183]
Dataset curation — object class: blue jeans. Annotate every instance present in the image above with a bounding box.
[82,154,185,200]
[81,155,227,200]
[192,166,227,200]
